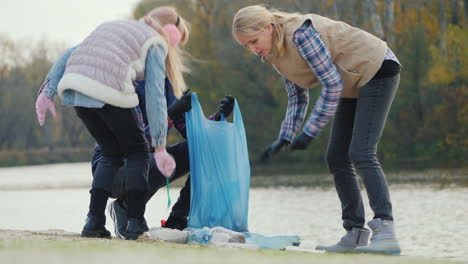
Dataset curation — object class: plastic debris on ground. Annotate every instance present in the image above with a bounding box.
[145,226,301,250]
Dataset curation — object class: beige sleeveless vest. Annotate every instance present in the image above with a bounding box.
[264,14,387,98]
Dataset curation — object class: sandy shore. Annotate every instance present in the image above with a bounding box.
[0,229,459,264]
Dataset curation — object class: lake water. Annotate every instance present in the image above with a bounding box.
[0,163,467,263]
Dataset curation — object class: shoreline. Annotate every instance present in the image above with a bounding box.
[1,167,467,191]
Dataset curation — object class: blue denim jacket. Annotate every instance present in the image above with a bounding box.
[41,44,168,147]
[136,79,178,143]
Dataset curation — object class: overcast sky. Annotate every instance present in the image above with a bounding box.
[0,0,141,45]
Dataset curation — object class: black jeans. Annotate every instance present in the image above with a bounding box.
[75,105,149,194]
[326,73,400,231]
[91,141,191,219]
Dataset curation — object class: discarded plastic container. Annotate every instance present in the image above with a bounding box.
[242,232,301,250]
[187,228,212,245]
[211,226,246,244]
[146,227,188,243]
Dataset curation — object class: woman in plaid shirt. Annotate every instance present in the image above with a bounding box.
[233,5,401,254]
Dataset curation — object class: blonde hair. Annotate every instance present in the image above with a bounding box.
[144,6,190,98]
[232,5,301,57]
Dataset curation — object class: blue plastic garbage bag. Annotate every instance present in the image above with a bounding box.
[186,93,250,232]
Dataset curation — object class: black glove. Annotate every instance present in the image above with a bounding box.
[214,95,235,121]
[168,91,192,120]
[259,139,289,161]
[290,132,313,151]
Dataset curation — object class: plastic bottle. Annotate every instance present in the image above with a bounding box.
[242,232,301,250]
[146,227,189,243]
[187,228,213,244]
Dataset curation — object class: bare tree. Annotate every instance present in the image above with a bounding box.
[464,0,468,23]
[383,0,395,46]
[439,1,447,55]
[365,0,384,38]
[330,0,339,20]
[450,0,461,24]
[345,0,358,26]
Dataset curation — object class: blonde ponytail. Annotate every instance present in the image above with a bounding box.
[144,6,191,99]
[165,43,189,98]
[164,15,190,98]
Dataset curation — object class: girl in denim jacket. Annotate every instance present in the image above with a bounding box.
[35,6,190,240]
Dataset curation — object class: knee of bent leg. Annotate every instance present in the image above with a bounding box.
[326,149,349,171]
[348,147,378,169]
[99,155,124,167]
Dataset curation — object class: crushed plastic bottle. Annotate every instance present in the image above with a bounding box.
[187,228,213,245]
[211,226,246,243]
[146,227,188,243]
[242,232,301,250]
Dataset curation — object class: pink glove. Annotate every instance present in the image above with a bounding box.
[35,85,56,126]
[154,149,176,178]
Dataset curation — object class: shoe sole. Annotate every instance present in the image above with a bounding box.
[316,245,357,253]
[125,234,141,240]
[109,202,126,239]
[81,229,111,238]
[355,248,401,255]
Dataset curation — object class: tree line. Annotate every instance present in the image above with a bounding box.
[0,0,466,169]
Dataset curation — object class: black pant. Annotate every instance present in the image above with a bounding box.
[91,141,191,219]
[326,74,399,230]
[76,105,149,194]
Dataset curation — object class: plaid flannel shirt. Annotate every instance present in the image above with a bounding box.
[279,21,399,141]
[279,21,343,141]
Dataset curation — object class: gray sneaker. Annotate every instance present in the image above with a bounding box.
[316,227,370,253]
[355,218,401,255]
[108,199,128,239]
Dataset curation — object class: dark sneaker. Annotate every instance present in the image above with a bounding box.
[142,219,149,232]
[108,199,128,239]
[81,215,111,238]
[164,215,188,230]
[316,227,370,253]
[125,218,148,240]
